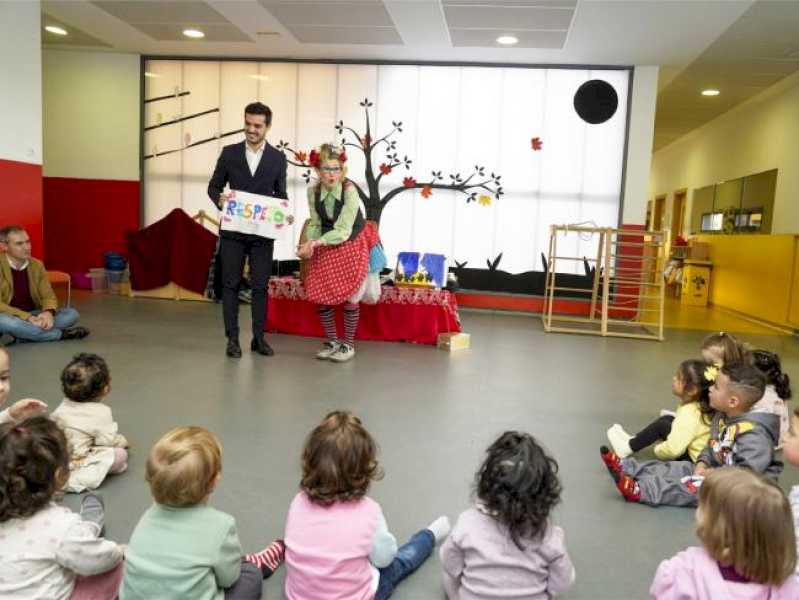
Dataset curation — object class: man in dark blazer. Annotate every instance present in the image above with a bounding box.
[207,102,288,358]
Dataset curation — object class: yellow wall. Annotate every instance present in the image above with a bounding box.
[650,71,799,236]
[695,234,799,328]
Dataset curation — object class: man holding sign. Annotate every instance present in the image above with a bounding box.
[208,102,289,358]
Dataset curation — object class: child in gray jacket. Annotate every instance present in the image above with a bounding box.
[601,364,780,507]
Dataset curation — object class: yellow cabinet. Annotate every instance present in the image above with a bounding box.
[682,260,712,306]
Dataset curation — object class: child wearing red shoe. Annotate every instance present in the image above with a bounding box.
[601,364,780,507]
[650,467,798,599]
[440,431,574,599]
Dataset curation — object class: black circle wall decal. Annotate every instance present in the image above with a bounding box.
[573,79,618,124]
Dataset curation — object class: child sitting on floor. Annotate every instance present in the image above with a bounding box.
[51,353,129,492]
[780,405,799,571]
[284,410,451,599]
[650,467,799,599]
[122,426,285,600]
[0,346,47,424]
[0,416,125,600]
[750,349,792,448]
[607,359,713,462]
[701,331,750,367]
[440,431,575,599]
[601,363,780,507]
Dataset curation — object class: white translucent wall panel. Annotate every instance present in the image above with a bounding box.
[453,67,503,270]
[144,61,182,226]
[143,60,629,278]
[258,62,299,258]
[374,66,420,266]
[182,61,221,223]
[496,68,545,274]
[336,64,378,209]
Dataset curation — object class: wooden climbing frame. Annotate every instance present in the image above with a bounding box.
[542,225,668,341]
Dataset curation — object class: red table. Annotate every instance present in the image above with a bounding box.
[266,277,461,345]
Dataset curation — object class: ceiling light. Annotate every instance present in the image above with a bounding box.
[183,29,205,39]
[496,35,518,45]
[144,72,160,78]
[45,25,68,36]
[250,74,270,81]
[701,89,720,96]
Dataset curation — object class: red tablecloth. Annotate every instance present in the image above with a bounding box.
[266,277,461,345]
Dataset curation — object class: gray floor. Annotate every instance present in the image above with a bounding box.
[9,292,799,599]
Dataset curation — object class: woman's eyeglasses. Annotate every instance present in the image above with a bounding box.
[320,166,342,173]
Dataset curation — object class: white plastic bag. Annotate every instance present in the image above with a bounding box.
[360,273,382,305]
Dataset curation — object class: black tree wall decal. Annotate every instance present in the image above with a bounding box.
[276,98,503,225]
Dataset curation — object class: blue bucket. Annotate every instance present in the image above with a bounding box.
[103,252,127,271]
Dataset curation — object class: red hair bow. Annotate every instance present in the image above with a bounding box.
[338,150,347,163]
[308,149,321,168]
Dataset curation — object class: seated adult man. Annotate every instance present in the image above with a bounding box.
[0,225,89,343]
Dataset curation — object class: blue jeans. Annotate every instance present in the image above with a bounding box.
[0,308,79,342]
[375,529,434,600]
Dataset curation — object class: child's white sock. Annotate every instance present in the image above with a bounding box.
[427,516,451,543]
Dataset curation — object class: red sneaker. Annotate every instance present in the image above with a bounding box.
[617,474,641,503]
[600,445,623,480]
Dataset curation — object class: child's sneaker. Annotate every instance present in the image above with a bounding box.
[316,341,340,360]
[617,474,641,503]
[329,343,355,363]
[600,446,624,480]
[606,424,633,458]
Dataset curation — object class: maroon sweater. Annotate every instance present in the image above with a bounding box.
[10,268,36,312]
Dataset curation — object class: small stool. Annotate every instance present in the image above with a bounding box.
[47,271,72,307]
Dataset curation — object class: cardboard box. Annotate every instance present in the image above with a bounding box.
[437,332,470,351]
[689,242,710,261]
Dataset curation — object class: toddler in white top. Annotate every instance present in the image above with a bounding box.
[0,415,124,600]
[52,353,128,492]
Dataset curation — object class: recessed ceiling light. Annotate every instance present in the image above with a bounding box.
[144,72,161,78]
[250,74,270,81]
[496,35,518,45]
[701,89,720,96]
[45,25,68,36]
[183,29,205,39]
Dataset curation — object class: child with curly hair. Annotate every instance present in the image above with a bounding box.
[440,431,574,599]
[750,349,792,448]
[52,353,129,492]
[284,410,450,599]
[0,416,124,599]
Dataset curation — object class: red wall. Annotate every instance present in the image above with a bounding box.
[43,177,140,274]
[0,158,43,258]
